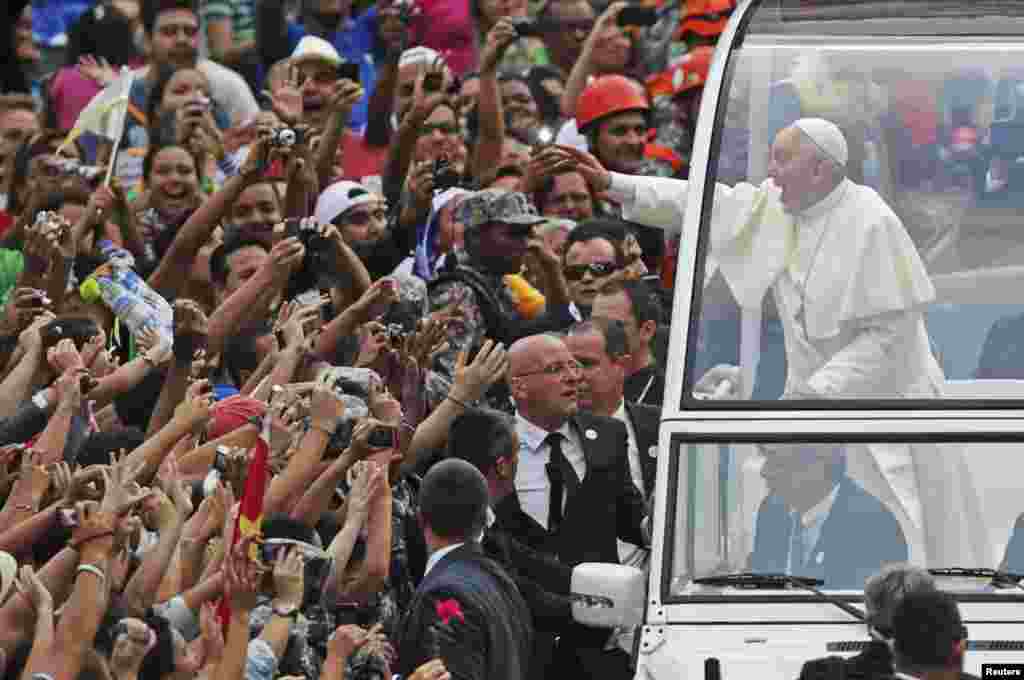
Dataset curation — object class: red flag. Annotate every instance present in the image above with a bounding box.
[217,413,271,630]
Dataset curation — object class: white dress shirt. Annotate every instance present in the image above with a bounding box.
[514,414,586,530]
[425,543,465,578]
[788,483,840,571]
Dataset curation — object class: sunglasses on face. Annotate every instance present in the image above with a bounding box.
[563,262,618,281]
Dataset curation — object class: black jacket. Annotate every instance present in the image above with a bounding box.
[396,543,533,680]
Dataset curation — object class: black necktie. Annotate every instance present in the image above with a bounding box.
[545,433,577,531]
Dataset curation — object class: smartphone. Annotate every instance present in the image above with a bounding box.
[367,425,397,449]
[337,62,361,84]
[617,5,658,26]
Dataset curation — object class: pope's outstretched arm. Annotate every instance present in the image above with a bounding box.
[606,172,692,231]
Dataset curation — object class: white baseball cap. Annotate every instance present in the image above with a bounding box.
[291,36,342,68]
[315,181,381,225]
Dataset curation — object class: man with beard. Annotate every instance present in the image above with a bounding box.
[103,0,258,184]
[313,180,407,280]
[576,75,649,179]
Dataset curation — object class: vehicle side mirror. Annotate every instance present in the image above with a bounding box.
[570,563,646,628]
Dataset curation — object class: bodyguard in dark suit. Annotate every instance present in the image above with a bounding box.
[750,444,908,590]
[503,334,648,680]
[396,459,532,680]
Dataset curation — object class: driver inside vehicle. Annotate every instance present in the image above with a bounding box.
[749,443,908,590]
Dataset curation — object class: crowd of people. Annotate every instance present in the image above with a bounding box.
[0,0,730,678]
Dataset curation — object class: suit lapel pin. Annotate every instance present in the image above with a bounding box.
[647,446,657,458]
[815,552,824,565]
[585,429,598,441]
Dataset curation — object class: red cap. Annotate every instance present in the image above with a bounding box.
[208,396,267,440]
[576,75,650,132]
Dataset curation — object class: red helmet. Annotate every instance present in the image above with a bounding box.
[646,46,714,99]
[676,0,736,39]
[576,75,651,132]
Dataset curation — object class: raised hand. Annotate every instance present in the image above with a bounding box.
[409,658,451,680]
[224,538,264,612]
[271,547,305,609]
[479,18,519,74]
[47,337,85,374]
[261,66,303,125]
[14,564,53,615]
[453,340,508,402]
[327,78,364,122]
[175,378,214,428]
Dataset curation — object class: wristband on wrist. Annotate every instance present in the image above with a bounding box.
[76,563,106,586]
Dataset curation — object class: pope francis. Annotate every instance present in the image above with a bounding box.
[541,118,991,571]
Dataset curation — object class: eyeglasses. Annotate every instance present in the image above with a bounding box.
[564,262,618,281]
[513,359,583,378]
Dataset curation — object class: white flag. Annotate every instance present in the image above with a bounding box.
[58,68,134,152]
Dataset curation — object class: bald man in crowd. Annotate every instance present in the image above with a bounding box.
[501,333,648,680]
[543,117,990,573]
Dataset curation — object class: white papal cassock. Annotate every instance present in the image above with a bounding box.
[606,169,992,570]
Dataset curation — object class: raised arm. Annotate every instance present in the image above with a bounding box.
[473,20,516,179]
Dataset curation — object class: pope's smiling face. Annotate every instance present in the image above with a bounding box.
[768,126,833,213]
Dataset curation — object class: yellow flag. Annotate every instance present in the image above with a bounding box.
[58,68,134,152]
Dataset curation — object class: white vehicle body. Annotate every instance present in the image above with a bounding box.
[570,1,1024,678]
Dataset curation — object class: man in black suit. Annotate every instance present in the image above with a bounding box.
[798,565,937,680]
[396,459,533,680]
[565,318,659,658]
[750,444,908,590]
[503,333,649,680]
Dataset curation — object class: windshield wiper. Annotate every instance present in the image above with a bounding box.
[928,567,1024,590]
[693,572,866,621]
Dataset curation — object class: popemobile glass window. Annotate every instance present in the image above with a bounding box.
[667,439,1024,597]
[680,0,1024,407]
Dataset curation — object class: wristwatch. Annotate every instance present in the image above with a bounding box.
[272,602,300,619]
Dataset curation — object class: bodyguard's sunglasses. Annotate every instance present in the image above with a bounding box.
[563,262,618,281]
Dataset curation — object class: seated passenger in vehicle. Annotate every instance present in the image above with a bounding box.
[749,444,908,590]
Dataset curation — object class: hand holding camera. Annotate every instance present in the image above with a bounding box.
[480,18,520,74]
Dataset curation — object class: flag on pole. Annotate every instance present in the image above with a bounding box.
[58,67,134,153]
[217,409,272,630]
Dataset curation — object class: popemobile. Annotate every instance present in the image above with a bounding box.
[560,1,1024,677]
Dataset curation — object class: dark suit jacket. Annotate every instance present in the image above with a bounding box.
[975,312,1024,379]
[396,543,533,680]
[799,641,980,680]
[799,640,893,680]
[1002,512,1024,572]
[624,401,659,499]
[496,412,647,568]
[750,477,908,590]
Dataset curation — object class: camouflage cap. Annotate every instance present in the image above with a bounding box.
[458,189,546,231]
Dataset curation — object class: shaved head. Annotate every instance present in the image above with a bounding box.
[508,334,568,377]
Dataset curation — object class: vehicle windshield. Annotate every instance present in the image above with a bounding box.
[681,0,1024,408]
[666,439,1024,598]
